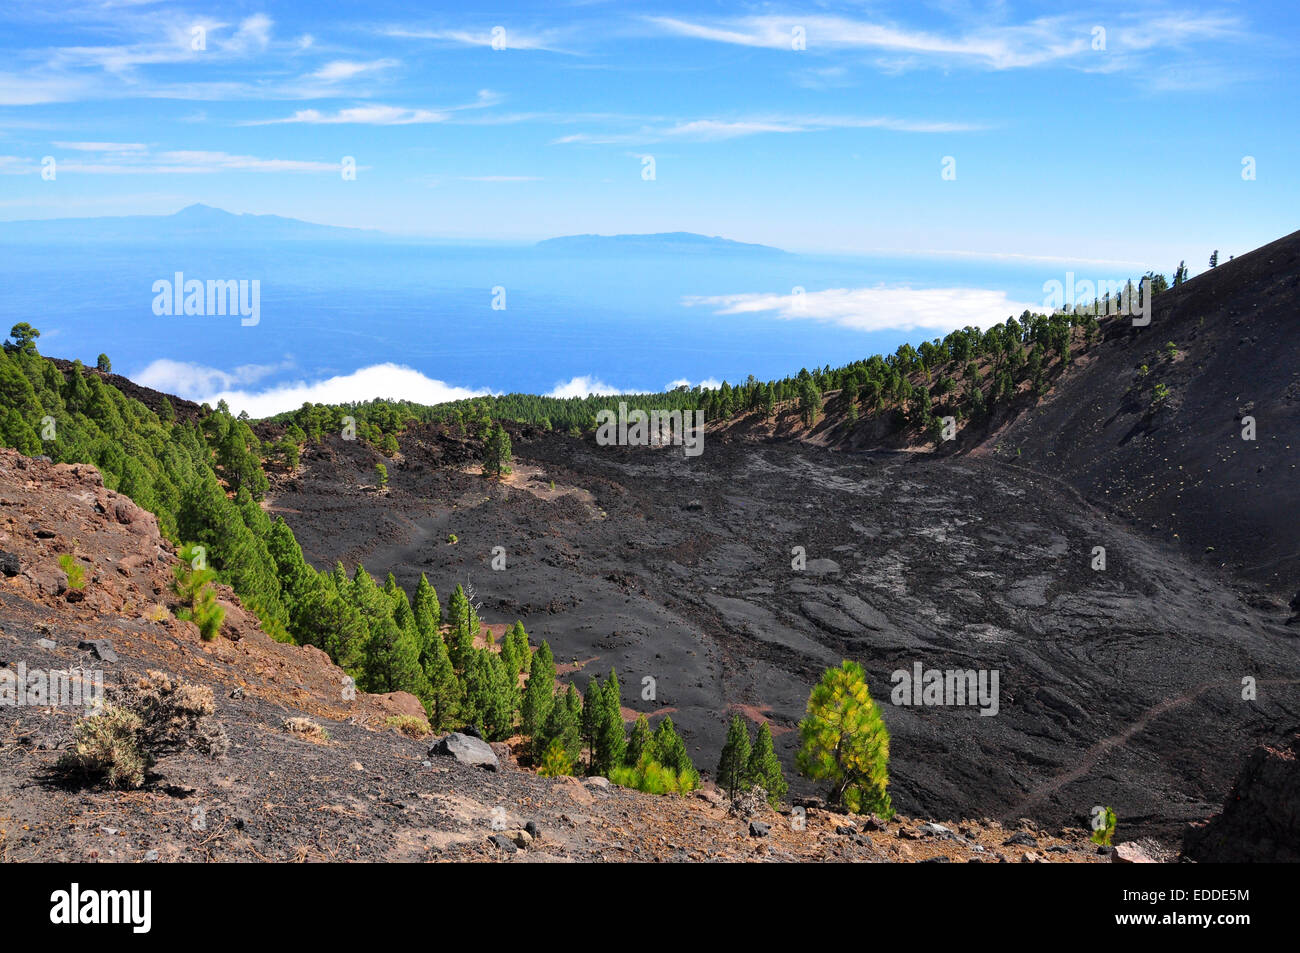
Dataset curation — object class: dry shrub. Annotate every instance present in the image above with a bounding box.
[384,715,431,739]
[57,670,228,789]
[283,717,330,742]
[59,706,147,789]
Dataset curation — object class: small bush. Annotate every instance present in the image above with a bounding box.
[57,671,227,789]
[609,755,698,796]
[283,717,330,742]
[58,706,147,789]
[447,533,458,545]
[384,715,431,738]
[58,553,86,590]
[537,738,574,777]
[1091,806,1118,846]
[173,544,224,641]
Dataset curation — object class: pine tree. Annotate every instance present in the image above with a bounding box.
[520,641,556,741]
[716,714,753,800]
[362,614,429,699]
[462,650,515,740]
[746,721,787,807]
[501,620,531,679]
[446,585,475,673]
[420,626,460,730]
[625,714,653,768]
[796,660,892,818]
[651,716,693,778]
[537,738,573,777]
[539,683,582,764]
[481,423,512,479]
[581,677,601,773]
[595,669,626,773]
[412,574,441,649]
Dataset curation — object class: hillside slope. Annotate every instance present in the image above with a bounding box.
[985,231,1300,598]
[0,449,1103,863]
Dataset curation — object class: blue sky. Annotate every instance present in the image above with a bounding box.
[2,0,1296,265]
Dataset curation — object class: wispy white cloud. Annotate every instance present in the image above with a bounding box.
[19,144,343,175]
[310,58,399,81]
[52,141,147,153]
[135,358,292,397]
[545,375,628,398]
[684,286,1041,334]
[244,89,501,126]
[244,105,449,126]
[666,377,722,391]
[136,360,489,418]
[645,12,1248,72]
[555,113,982,144]
[381,25,577,54]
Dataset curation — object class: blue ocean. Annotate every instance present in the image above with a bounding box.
[0,234,1114,410]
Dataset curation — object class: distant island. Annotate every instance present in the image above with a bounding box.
[0,203,376,242]
[536,232,789,256]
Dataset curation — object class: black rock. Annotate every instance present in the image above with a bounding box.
[428,732,499,771]
[1004,831,1038,847]
[489,833,518,853]
[77,639,118,662]
[525,820,541,841]
[749,820,770,838]
[0,551,20,577]
[922,855,952,863]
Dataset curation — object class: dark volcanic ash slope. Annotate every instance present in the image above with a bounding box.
[269,425,1300,842]
[0,449,1101,864]
[987,230,1300,598]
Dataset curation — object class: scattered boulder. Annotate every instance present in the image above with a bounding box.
[429,732,499,771]
[729,785,768,818]
[1112,842,1157,864]
[694,785,725,807]
[0,551,20,577]
[77,639,118,662]
[525,820,542,842]
[23,566,66,596]
[749,820,770,838]
[35,638,57,650]
[1004,831,1038,848]
[584,776,611,790]
[370,690,427,721]
[488,833,517,854]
